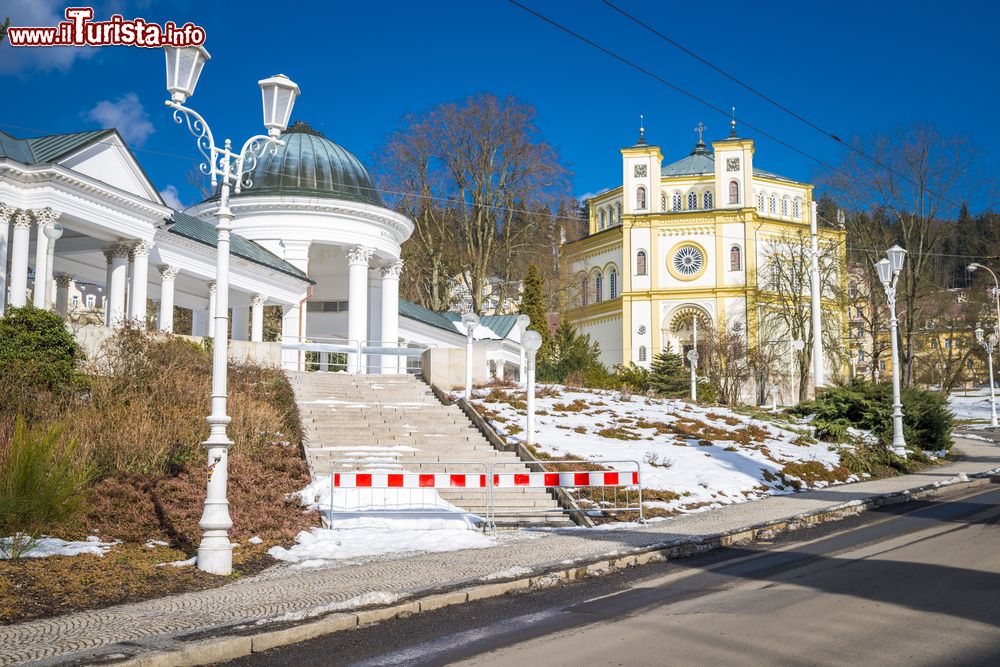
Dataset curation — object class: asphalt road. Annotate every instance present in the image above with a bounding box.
[225,484,1000,667]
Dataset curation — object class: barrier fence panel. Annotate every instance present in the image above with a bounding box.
[329,459,494,529]
[490,459,644,523]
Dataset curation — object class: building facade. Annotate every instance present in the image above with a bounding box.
[563,123,846,400]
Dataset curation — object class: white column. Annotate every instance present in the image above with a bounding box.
[9,211,32,308]
[129,240,152,325]
[250,293,265,343]
[103,251,114,325]
[379,260,403,374]
[158,265,179,333]
[0,203,14,312]
[495,359,506,382]
[207,281,217,338]
[231,305,249,341]
[54,273,72,316]
[347,246,374,374]
[31,211,52,308]
[106,243,130,325]
[43,219,63,308]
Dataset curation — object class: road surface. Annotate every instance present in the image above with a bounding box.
[225,484,1000,667]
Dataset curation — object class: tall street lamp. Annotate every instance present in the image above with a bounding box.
[875,245,907,456]
[809,200,825,390]
[968,263,1000,338]
[975,325,998,427]
[163,45,299,576]
[522,330,542,446]
[462,311,480,397]
[515,314,530,387]
[687,314,699,401]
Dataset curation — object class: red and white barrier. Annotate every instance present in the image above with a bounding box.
[332,470,639,489]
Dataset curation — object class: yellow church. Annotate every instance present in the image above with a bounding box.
[562,120,846,398]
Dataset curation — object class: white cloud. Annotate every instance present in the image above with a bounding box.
[86,93,154,146]
[0,0,97,74]
[159,185,183,209]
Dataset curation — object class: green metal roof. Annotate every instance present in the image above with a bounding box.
[167,212,312,283]
[227,121,384,207]
[480,314,519,338]
[661,139,795,182]
[398,299,464,335]
[0,129,115,165]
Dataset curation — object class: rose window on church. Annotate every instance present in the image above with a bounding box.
[672,245,704,277]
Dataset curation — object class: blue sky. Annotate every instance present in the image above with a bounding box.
[1,0,997,212]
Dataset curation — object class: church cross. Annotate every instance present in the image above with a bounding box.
[694,121,707,143]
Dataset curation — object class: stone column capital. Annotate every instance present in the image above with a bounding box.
[380,259,404,279]
[0,202,16,224]
[251,293,266,307]
[32,207,59,227]
[347,245,375,267]
[12,211,32,230]
[104,242,132,261]
[54,273,74,288]
[159,264,180,281]
[132,240,154,257]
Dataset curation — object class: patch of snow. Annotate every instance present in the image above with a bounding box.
[248,536,263,545]
[268,525,496,565]
[144,540,169,549]
[264,591,404,624]
[156,556,197,568]
[1,536,116,559]
[480,566,533,581]
[948,389,1000,428]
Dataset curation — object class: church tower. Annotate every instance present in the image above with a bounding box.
[712,112,755,209]
[621,117,662,216]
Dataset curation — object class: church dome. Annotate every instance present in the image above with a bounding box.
[234,121,383,206]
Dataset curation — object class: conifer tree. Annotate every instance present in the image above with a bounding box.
[518,264,553,358]
[647,342,688,398]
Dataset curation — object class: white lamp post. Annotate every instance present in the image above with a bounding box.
[522,330,542,446]
[462,311,480,398]
[809,200,825,390]
[975,325,998,427]
[875,245,907,456]
[968,263,1000,339]
[42,221,64,309]
[163,45,299,576]
[516,314,530,387]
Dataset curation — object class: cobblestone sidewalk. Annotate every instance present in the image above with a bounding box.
[5,434,998,666]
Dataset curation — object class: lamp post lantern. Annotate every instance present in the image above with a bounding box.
[968,263,1000,339]
[515,314,530,387]
[875,245,907,456]
[163,45,299,576]
[975,326,999,427]
[522,330,543,446]
[462,311,480,398]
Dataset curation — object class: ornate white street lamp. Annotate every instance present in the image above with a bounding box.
[975,325,998,427]
[875,245,907,456]
[968,263,1000,338]
[516,314,530,387]
[809,200,825,390]
[462,311,480,398]
[687,314,699,401]
[522,330,543,446]
[163,45,299,576]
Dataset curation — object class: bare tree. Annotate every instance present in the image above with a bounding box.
[703,325,752,405]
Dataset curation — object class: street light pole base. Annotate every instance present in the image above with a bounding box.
[197,533,233,575]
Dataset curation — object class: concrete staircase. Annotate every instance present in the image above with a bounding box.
[288,372,570,527]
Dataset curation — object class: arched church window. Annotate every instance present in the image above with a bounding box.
[672,192,682,211]
[703,191,714,209]
[661,193,666,211]
[617,203,622,223]
[636,186,646,210]
[609,269,618,299]
[687,191,698,210]
[769,195,777,215]
[599,209,606,229]
[595,273,603,303]
[728,180,739,204]
[730,245,742,271]
[793,199,802,219]
[757,192,765,213]
[581,276,589,306]
[781,197,789,217]
[638,345,647,362]
[636,250,647,276]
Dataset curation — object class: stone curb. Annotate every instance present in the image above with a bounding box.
[110,468,999,667]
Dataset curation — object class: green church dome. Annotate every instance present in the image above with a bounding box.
[233,121,383,206]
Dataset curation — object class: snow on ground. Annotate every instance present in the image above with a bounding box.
[0,535,116,559]
[471,385,853,517]
[948,388,999,427]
